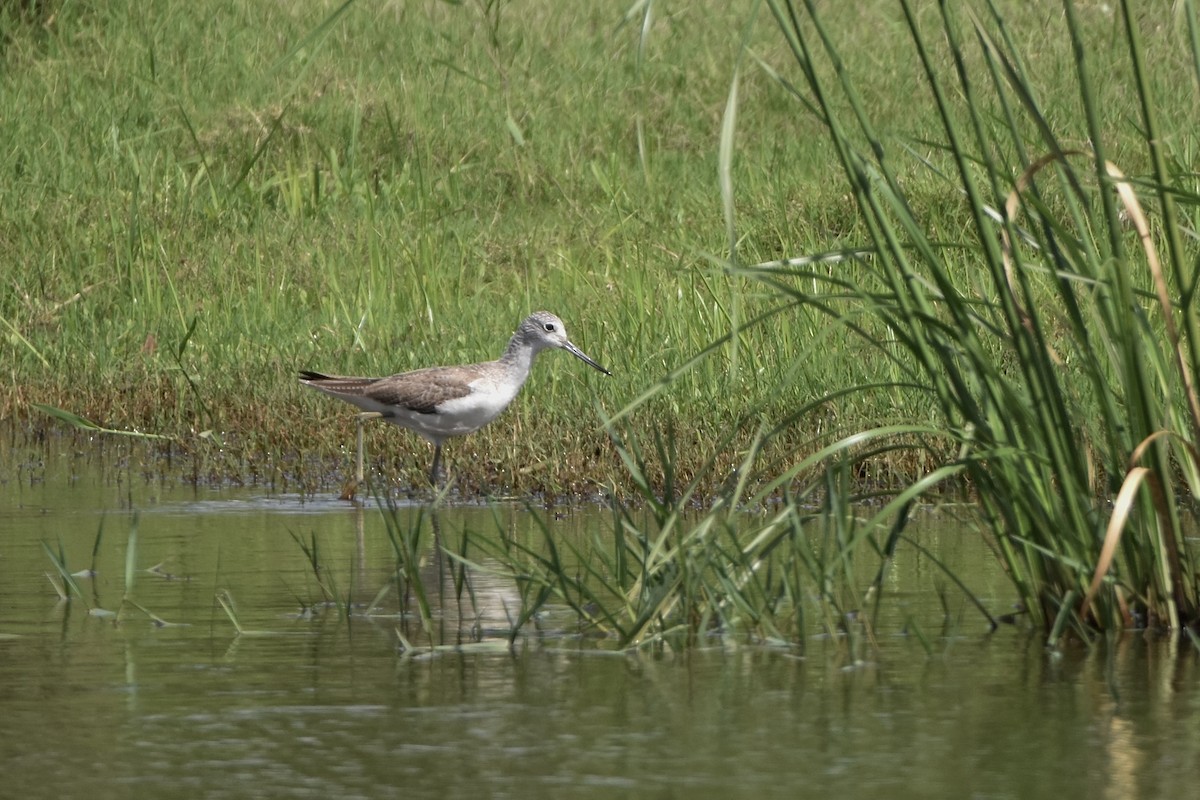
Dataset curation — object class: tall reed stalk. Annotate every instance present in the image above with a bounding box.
[744,0,1200,639]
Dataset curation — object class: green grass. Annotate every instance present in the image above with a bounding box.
[0,0,832,493]
[3,0,1199,515]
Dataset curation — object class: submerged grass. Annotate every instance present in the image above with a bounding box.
[449,419,987,652]
[39,513,179,625]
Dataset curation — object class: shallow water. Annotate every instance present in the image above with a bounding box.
[2,434,1198,799]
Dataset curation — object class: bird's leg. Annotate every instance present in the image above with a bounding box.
[429,444,443,487]
[355,414,366,485]
[340,412,382,501]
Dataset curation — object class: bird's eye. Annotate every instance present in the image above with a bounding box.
[544,322,556,332]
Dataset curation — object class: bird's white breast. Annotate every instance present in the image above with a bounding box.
[382,375,523,443]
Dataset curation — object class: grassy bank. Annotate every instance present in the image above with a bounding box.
[1,0,1193,500]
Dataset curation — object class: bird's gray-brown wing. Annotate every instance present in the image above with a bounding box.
[362,366,475,415]
[300,368,474,415]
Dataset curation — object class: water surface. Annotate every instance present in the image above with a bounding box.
[1,434,1197,799]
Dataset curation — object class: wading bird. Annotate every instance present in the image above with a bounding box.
[300,311,610,491]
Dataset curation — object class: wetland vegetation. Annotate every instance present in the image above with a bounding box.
[5,0,1200,644]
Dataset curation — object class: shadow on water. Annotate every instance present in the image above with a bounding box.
[2,431,1199,799]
